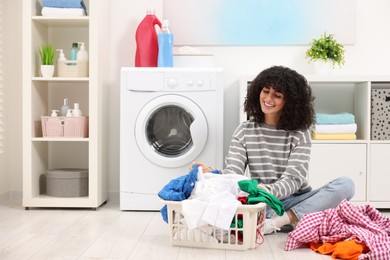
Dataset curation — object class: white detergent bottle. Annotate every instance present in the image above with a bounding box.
[77,42,88,62]
[73,103,82,117]
[56,49,66,62]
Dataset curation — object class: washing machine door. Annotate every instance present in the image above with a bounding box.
[135,94,208,168]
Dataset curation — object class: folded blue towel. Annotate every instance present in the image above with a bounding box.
[315,113,355,125]
[43,0,84,9]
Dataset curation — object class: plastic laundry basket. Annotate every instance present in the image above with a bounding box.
[162,200,266,250]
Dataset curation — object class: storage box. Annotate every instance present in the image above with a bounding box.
[173,54,214,67]
[371,88,390,140]
[46,168,88,197]
[41,116,88,138]
[58,60,88,77]
[163,200,266,250]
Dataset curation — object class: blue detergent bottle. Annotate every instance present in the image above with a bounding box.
[158,19,174,67]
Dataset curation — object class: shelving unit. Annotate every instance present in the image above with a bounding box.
[240,74,390,208]
[22,0,109,209]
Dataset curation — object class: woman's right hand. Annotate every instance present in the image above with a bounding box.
[190,161,213,173]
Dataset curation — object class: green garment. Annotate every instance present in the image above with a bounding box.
[238,179,285,216]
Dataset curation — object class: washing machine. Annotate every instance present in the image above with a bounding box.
[120,67,224,210]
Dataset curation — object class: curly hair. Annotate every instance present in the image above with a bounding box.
[244,66,315,131]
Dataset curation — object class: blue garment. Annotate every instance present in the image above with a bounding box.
[158,164,198,222]
[43,0,84,8]
[315,113,355,125]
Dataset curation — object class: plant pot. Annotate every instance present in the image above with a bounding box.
[314,60,334,75]
[40,65,55,78]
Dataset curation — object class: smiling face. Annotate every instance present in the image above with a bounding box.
[259,86,286,125]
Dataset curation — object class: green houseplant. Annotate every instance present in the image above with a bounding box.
[305,33,345,68]
[39,44,55,65]
[38,44,55,77]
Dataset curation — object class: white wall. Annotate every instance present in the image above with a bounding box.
[5,0,390,197]
[1,0,22,199]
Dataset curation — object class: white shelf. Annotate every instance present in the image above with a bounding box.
[32,137,89,142]
[23,0,109,209]
[32,16,89,27]
[32,77,89,82]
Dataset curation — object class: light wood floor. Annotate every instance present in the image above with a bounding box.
[0,198,352,260]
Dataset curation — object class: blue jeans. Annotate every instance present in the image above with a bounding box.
[266,176,355,220]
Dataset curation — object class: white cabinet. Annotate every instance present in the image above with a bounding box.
[22,0,109,209]
[240,74,390,208]
[370,144,390,202]
[309,143,366,202]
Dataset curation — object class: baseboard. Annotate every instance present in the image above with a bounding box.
[108,191,119,203]
[0,190,22,202]
[0,190,119,204]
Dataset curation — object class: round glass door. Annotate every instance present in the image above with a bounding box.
[135,95,208,168]
[146,105,194,157]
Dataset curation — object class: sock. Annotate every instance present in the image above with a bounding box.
[273,212,291,228]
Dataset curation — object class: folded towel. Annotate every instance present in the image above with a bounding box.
[43,0,84,8]
[315,113,355,125]
[42,7,86,17]
[312,123,357,134]
[312,133,357,140]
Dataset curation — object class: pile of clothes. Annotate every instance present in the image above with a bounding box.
[41,0,87,17]
[312,113,357,140]
[285,199,390,259]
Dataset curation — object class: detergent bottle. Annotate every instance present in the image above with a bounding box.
[135,7,162,67]
[158,19,174,67]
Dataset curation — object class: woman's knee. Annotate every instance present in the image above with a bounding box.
[331,176,355,200]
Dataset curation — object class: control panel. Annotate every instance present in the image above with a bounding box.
[164,71,216,91]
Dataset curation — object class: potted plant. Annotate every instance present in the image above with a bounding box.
[39,44,55,77]
[305,32,345,72]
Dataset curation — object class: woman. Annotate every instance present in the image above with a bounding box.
[196,66,355,234]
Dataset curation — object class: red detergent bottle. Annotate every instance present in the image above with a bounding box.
[135,8,162,67]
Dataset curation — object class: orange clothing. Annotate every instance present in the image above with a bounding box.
[310,239,369,260]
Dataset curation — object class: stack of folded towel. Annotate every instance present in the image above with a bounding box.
[312,113,357,140]
[41,0,87,17]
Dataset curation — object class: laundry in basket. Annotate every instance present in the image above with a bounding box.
[159,165,268,250]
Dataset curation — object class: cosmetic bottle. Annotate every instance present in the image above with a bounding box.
[77,42,88,62]
[66,109,73,117]
[69,42,78,65]
[60,98,69,116]
[56,49,66,62]
[73,103,82,117]
[51,110,59,117]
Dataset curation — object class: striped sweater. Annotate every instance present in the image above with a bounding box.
[222,121,312,200]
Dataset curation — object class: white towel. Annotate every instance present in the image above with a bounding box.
[312,123,357,134]
[201,191,240,230]
[41,7,86,17]
[181,167,249,230]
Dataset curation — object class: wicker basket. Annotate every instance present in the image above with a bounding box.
[41,116,88,138]
[163,200,266,250]
[58,60,88,77]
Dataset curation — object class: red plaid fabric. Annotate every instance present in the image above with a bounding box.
[285,199,390,260]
